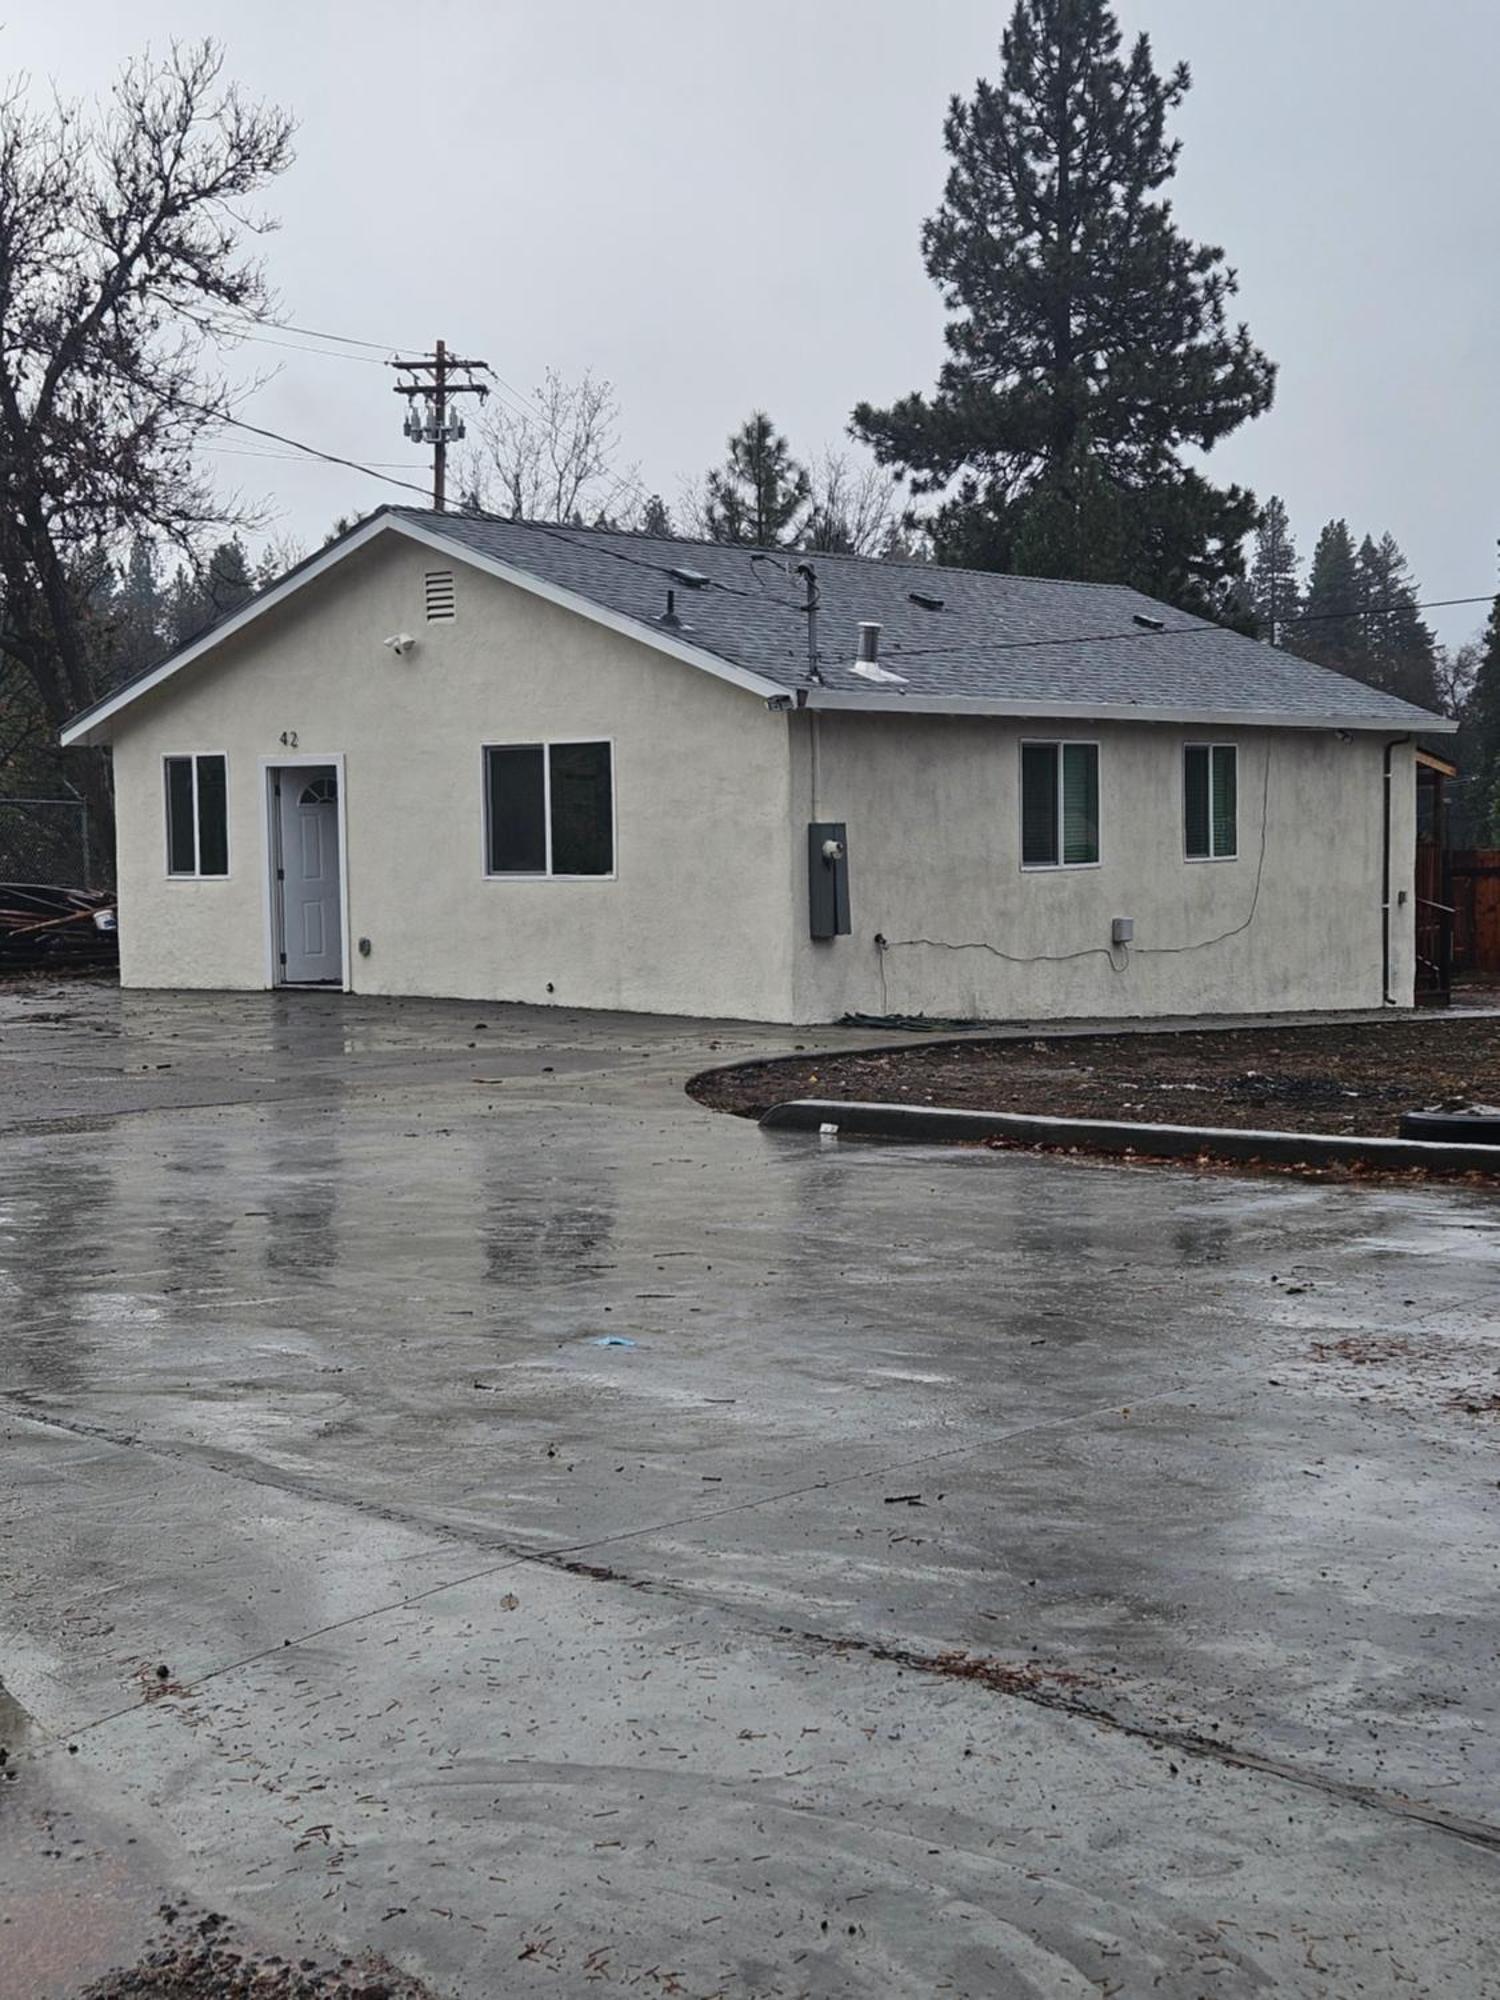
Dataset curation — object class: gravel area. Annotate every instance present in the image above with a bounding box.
[689,1013,1500,1137]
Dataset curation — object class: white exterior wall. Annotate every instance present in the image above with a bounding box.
[789,712,1417,1024]
[109,537,797,1020]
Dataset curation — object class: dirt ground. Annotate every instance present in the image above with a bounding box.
[689,1012,1500,1138]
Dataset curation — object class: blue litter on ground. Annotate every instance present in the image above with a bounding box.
[595,1336,638,1348]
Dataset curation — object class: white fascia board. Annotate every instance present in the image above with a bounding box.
[61,513,785,746]
[800,689,1458,734]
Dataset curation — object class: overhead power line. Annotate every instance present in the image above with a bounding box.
[198,308,673,522]
[205,402,1500,659]
[1280,592,1496,626]
[883,591,1498,665]
[207,307,411,354]
[213,414,434,500]
[266,319,403,353]
[201,443,417,468]
[190,333,1494,659]
[210,328,393,366]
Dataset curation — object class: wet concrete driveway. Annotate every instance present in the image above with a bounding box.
[3,982,1500,1997]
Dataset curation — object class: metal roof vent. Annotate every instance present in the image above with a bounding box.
[1132,612,1165,631]
[657,588,690,631]
[850,620,907,686]
[908,589,945,611]
[669,566,711,589]
[424,570,457,622]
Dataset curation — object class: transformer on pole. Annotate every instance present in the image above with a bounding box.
[388,339,490,511]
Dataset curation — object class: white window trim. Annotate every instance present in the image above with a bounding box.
[481,738,618,882]
[163,752,231,880]
[1019,738,1102,872]
[1184,741,1239,863]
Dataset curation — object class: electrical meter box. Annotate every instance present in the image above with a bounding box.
[808,822,851,939]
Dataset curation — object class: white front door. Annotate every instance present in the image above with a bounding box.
[276,768,343,984]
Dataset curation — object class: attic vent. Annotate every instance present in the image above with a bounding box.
[424,570,457,622]
[908,589,945,611]
[669,567,711,589]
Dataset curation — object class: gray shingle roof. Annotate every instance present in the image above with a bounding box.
[402,507,1448,730]
[61,504,1456,748]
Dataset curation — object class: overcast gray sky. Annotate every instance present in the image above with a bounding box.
[10,0,1500,641]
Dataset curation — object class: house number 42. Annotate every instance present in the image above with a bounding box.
[279,730,299,748]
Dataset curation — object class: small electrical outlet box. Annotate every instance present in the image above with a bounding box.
[1111,915,1134,946]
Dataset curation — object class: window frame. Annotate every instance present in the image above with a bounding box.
[1183,741,1239,863]
[481,737,617,882]
[163,752,231,880]
[1018,738,1102,872]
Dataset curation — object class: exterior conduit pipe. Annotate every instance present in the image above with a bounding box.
[1382,734,1412,1007]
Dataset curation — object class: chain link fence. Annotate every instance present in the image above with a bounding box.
[0,796,100,889]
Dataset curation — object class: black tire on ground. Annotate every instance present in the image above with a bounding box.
[1398,1109,1500,1146]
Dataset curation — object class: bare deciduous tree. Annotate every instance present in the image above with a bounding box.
[1434,639,1481,721]
[674,474,712,541]
[803,451,907,557]
[462,370,640,525]
[0,41,294,866]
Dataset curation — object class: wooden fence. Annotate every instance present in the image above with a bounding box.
[1451,851,1500,977]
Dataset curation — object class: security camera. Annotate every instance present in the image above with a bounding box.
[383,632,417,658]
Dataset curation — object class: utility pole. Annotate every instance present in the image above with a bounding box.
[389,340,490,510]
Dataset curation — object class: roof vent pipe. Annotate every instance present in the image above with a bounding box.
[794,560,823,684]
[858,621,882,664]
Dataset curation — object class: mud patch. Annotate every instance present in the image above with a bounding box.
[924,1652,1099,1698]
[1308,1335,1422,1368]
[75,1908,436,2000]
[1288,1324,1500,1421]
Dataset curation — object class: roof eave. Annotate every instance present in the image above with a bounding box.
[798,689,1458,733]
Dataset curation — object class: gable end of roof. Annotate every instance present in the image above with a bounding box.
[59,508,787,746]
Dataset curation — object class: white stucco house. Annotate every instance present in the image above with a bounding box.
[62,506,1454,1024]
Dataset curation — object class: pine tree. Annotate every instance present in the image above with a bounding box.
[1249,496,1300,643]
[638,494,672,538]
[1294,521,1362,673]
[851,0,1274,611]
[164,538,257,649]
[1461,583,1500,842]
[703,413,811,548]
[1355,531,1439,710]
[107,535,165,684]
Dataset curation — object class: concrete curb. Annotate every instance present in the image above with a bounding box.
[758,1098,1500,1177]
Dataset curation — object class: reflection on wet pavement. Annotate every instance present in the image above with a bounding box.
[3,981,1500,1998]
